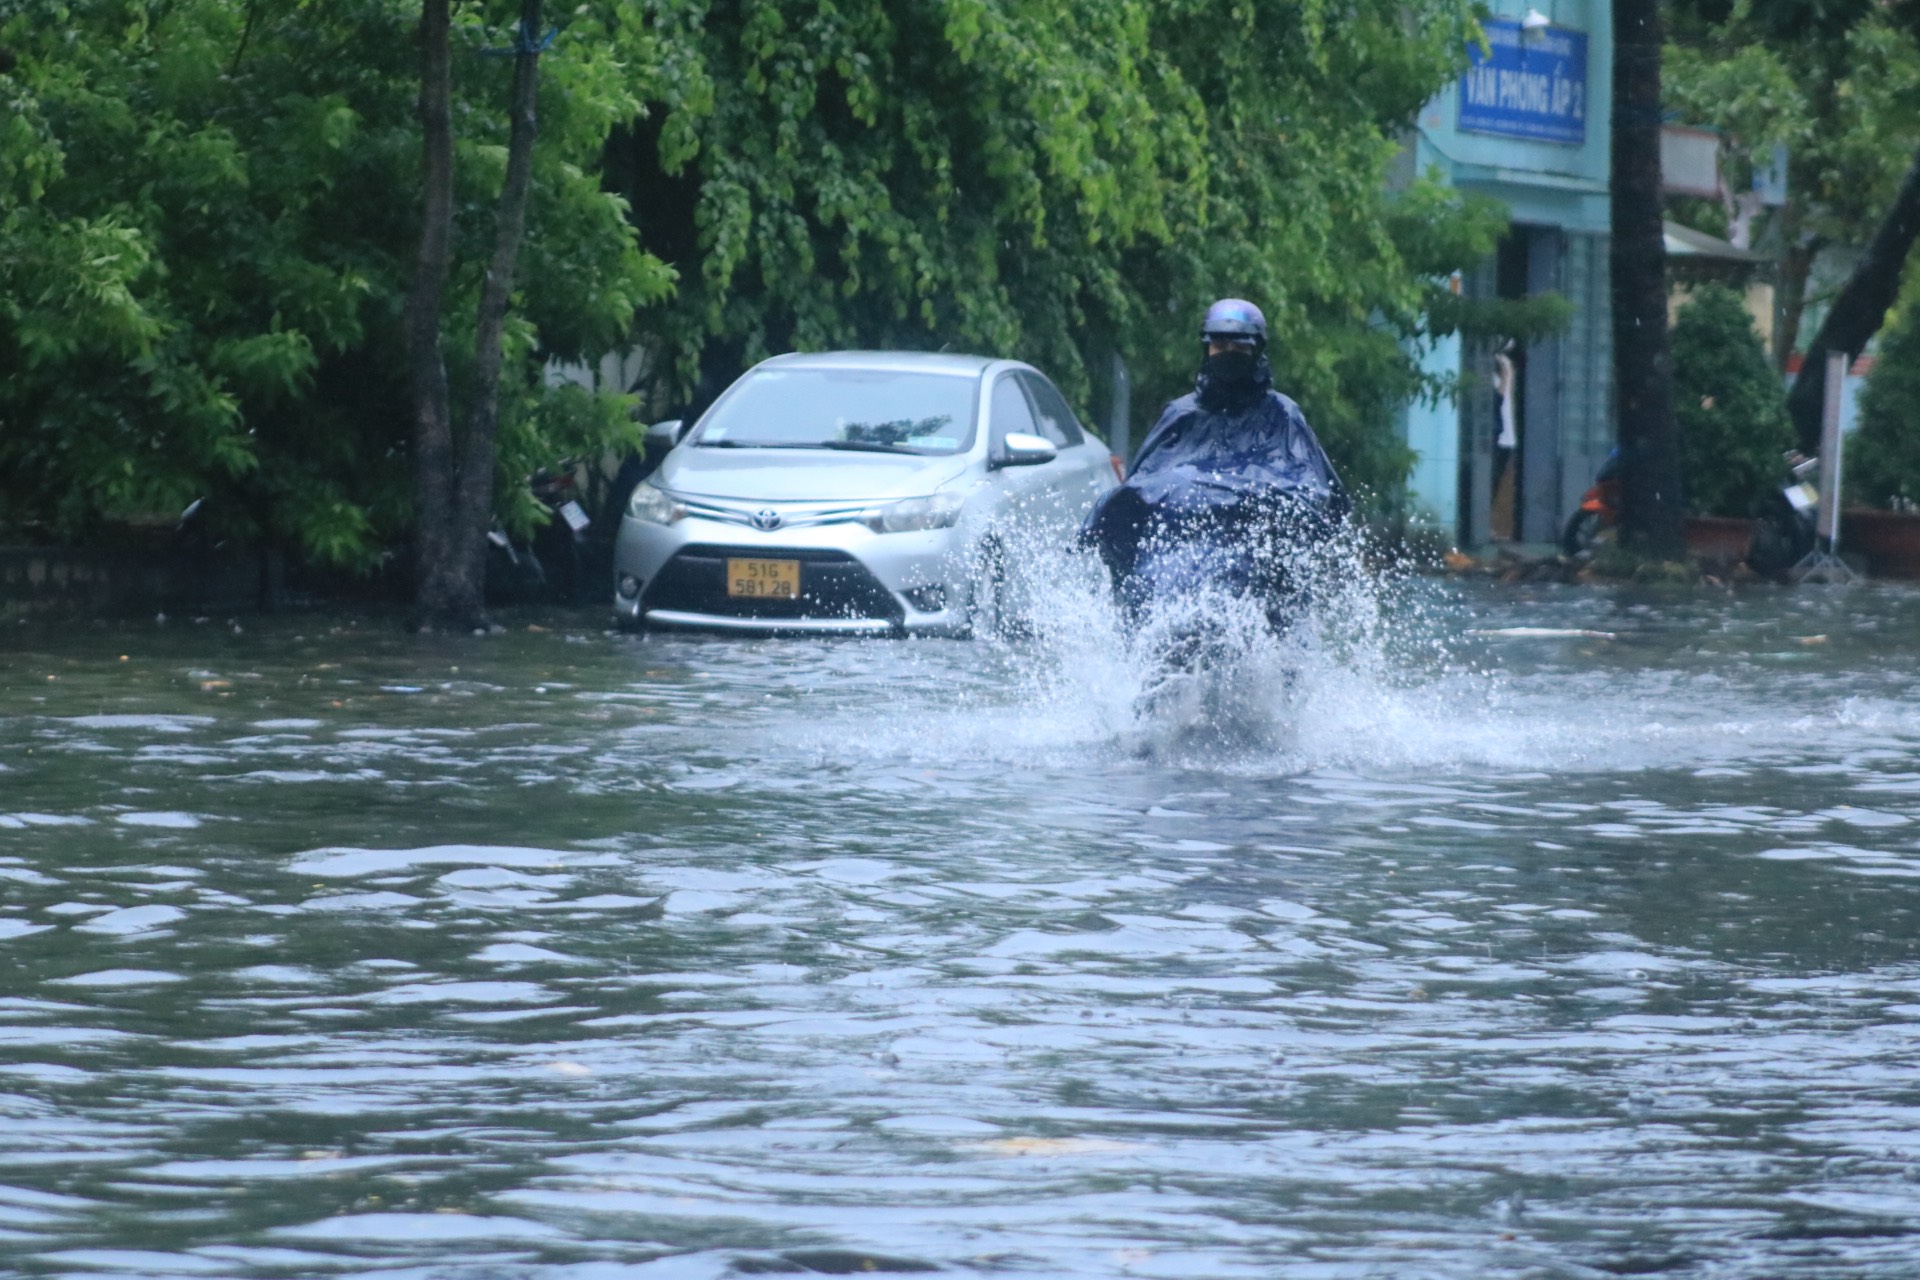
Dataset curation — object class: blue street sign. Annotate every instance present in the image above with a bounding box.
[1458,18,1588,146]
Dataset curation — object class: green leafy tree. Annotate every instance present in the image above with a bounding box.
[0,1,261,542]
[0,0,668,576]
[3,0,1512,576]
[1666,0,1920,429]
[1670,284,1794,516]
[409,0,563,631]
[610,0,1498,507]
[1851,295,1920,507]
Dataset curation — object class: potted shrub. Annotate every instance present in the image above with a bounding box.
[1845,299,1920,579]
[1671,284,1795,565]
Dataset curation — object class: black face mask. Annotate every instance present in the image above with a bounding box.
[1197,347,1270,410]
[1202,349,1258,390]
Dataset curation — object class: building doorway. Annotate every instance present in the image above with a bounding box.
[1456,224,1603,552]
[1490,232,1531,541]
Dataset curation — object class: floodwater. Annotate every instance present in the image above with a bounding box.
[2,572,1919,1279]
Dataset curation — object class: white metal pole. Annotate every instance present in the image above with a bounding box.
[1819,350,1847,550]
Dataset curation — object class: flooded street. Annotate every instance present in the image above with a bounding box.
[4,576,1920,1278]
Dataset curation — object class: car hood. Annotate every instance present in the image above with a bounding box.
[658,449,972,503]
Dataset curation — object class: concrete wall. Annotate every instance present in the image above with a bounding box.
[0,547,276,615]
[1404,331,1465,529]
[1413,0,1613,234]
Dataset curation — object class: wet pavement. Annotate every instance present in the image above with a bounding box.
[2,576,1919,1278]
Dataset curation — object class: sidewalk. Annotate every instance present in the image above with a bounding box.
[1438,542,1726,586]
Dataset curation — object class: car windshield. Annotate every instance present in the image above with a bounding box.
[692,367,979,455]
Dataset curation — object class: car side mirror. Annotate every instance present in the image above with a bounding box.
[645,418,687,451]
[991,432,1057,470]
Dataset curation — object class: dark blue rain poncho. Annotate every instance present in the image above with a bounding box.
[1081,362,1351,585]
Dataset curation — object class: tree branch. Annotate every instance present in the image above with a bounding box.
[1786,144,1920,452]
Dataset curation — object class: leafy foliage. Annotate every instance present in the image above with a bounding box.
[1851,292,1920,507]
[1664,1,1920,369]
[1667,3,1920,235]
[2,0,1507,565]
[1670,285,1795,516]
[0,0,666,567]
[616,0,1498,506]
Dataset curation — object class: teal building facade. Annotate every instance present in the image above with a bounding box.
[1401,2,1614,546]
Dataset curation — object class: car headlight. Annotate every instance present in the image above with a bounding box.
[625,482,685,525]
[866,492,966,533]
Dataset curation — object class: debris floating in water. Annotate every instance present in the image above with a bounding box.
[1467,627,1618,640]
[970,1136,1141,1157]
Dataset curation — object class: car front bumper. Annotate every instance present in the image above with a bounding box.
[612,513,970,636]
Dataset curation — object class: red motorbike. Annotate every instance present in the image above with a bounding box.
[1560,448,1620,556]
[1560,448,1819,571]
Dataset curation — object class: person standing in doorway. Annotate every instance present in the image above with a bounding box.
[1490,339,1519,540]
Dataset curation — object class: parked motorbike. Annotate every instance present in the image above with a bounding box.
[1563,447,1818,576]
[485,464,594,604]
[601,417,689,533]
[1560,447,1621,557]
[1747,450,1821,578]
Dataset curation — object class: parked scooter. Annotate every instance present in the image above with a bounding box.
[1747,450,1821,578]
[600,417,691,532]
[485,464,594,604]
[1560,447,1621,557]
[1562,447,1818,575]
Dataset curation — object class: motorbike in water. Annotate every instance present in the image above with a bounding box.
[1077,353,1353,743]
[1092,493,1343,741]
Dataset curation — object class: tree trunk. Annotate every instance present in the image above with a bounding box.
[1771,200,1815,377]
[406,0,460,625]
[1786,143,1920,452]
[409,0,546,631]
[1610,0,1685,559]
[447,0,545,621]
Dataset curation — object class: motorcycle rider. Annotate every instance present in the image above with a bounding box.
[1081,298,1351,629]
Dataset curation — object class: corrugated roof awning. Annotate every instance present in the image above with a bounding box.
[1663,220,1768,262]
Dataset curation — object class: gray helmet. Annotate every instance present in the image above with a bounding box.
[1200,298,1267,347]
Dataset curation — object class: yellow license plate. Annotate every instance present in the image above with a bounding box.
[726,557,800,599]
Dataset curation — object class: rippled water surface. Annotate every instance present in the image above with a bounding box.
[3,576,1920,1278]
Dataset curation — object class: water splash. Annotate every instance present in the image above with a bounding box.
[788,533,1920,778]
[793,526,1555,775]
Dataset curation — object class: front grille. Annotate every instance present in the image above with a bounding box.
[642,544,905,623]
[679,497,870,530]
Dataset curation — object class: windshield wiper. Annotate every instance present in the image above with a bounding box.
[817,440,925,454]
[695,439,929,454]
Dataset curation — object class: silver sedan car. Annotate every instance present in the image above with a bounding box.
[612,351,1118,636]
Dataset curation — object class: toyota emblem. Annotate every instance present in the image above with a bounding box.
[750,508,783,531]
